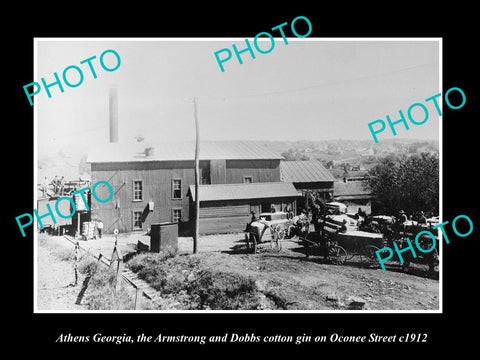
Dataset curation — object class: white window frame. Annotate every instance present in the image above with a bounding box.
[172,208,182,223]
[243,176,253,184]
[172,179,182,200]
[133,179,143,201]
[132,210,142,230]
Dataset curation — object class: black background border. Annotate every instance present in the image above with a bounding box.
[7,4,477,354]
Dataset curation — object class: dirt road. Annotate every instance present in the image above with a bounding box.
[36,237,87,311]
[37,233,439,311]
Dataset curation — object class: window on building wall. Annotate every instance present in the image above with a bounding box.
[243,176,253,184]
[133,211,142,230]
[172,208,182,223]
[133,180,143,201]
[172,179,182,199]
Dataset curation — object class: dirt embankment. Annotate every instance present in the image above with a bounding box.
[36,234,439,311]
[127,248,439,311]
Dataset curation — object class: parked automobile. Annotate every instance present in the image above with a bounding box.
[325,202,347,214]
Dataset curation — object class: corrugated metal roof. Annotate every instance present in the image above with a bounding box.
[334,194,373,201]
[280,160,335,183]
[188,182,300,202]
[87,141,283,163]
[334,180,371,196]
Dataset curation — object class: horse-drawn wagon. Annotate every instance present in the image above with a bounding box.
[245,211,292,253]
[382,222,439,273]
[314,214,385,265]
[244,203,438,275]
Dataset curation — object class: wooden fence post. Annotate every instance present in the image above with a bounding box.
[74,241,80,286]
[134,288,139,310]
[114,258,123,295]
[193,97,199,254]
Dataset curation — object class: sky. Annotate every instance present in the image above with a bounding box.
[35,38,440,156]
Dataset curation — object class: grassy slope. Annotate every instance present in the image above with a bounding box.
[126,249,439,311]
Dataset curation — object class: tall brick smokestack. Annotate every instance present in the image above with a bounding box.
[109,87,119,143]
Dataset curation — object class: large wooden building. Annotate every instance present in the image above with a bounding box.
[87,140,299,234]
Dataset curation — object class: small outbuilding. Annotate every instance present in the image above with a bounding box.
[280,160,335,210]
[333,179,372,215]
[188,182,300,235]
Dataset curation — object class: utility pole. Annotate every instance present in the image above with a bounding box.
[193,97,199,254]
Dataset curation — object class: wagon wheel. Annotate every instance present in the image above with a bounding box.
[431,248,439,266]
[329,245,347,265]
[343,241,360,261]
[424,247,439,276]
[362,245,381,267]
[345,249,356,261]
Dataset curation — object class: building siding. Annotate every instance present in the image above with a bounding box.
[193,197,296,235]
[90,159,282,233]
[226,160,280,183]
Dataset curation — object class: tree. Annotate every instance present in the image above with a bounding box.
[366,152,439,215]
[281,148,309,161]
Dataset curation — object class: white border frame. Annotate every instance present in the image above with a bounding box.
[33,37,442,314]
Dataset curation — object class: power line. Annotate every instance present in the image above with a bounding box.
[195,62,437,103]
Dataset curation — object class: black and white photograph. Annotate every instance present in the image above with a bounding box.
[7,6,478,353]
[32,38,442,313]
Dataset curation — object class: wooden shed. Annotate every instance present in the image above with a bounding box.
[188,182,300,235]
[333,179,373,215]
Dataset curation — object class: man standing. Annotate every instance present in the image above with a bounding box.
[285,205,294,220]
[398,210,408,223]
[97,219,104,239]
[311,203,321,232]
[41,176,48,196]
[59,176,65,195]
[51,176,59,194]
[418,211,427,225]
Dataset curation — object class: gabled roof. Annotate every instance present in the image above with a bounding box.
[188,182,300,202]
[280,160,335,183]
[87,141,283,164]
[334,180,371,197]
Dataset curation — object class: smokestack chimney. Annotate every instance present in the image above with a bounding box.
[109,87,119,143]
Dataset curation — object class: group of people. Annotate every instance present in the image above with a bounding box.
[245,207,310,238]
[41,175,66,196]
[93,219,104,239]
[397,209,427,225]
